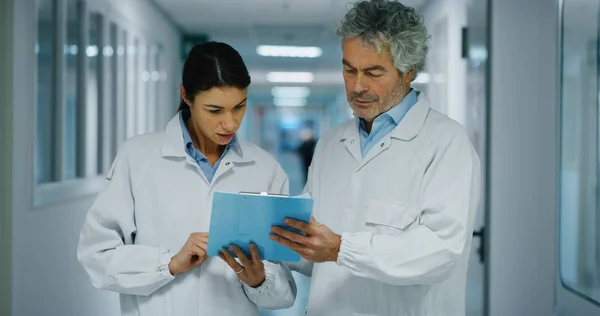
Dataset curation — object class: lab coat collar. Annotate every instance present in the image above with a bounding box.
[389,91,430,140]
[161,113,254,163]
[340,92,431,142]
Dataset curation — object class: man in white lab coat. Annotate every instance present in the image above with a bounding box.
[270,1,482,315]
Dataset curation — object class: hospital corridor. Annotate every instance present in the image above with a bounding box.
[1,0,599,315]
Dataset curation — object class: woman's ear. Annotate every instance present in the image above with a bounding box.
[180,84,192,107]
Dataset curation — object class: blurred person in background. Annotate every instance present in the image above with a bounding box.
[77,41,296,316]
[297,126,317,183]
[270,1,481,315]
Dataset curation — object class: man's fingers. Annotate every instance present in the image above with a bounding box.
[271,226,311,244]
[270,233,306,253]
[284,218,313,234]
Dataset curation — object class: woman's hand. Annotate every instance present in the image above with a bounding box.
[219,243,266,288]
[168,232,209,275]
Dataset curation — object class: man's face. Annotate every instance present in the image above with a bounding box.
[342,37,412,121]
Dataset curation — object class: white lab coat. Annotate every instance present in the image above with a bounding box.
[77,114,297,316]
[298,92,481,316]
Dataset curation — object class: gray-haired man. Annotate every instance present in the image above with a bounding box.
[271,1,481,315]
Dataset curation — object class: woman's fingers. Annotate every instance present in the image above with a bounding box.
[228,245,252,267]
[219,247,244,273]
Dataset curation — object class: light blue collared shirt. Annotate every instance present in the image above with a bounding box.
[179,109,239,183]
[359,89,418,157]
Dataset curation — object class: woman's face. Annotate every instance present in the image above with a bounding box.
[181,85,248,145]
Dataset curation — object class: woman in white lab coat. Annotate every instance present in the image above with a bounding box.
[77,42,296,316]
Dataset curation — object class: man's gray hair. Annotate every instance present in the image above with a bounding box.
[336,0,430,77]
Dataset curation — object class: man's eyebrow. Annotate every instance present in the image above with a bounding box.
[342,59,386,72]
[363,65,386,72]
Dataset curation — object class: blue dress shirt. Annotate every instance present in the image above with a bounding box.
[359,89,418,157]
[179,109,239,183]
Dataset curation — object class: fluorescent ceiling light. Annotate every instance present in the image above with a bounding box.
[257,45,322,58]
[86,45,99,57]
[413,72,430,84]
[267,72,314,83]
[273,97,307,107]
[271,86,311,98]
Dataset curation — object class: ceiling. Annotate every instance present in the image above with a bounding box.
[153,0,429,106]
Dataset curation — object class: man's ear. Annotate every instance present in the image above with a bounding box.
[403,67,417,84]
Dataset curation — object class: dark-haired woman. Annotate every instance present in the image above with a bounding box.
[77,42,297,316]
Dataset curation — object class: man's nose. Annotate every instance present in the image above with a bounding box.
[352,74,368,94]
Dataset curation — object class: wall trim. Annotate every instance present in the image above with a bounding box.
[0,0,14,315]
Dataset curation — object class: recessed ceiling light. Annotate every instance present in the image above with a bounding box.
[257,45,322,58]
[273,97,308,107]
[413,72,430,84]
[267,72,314,83]
[271,86,311,98]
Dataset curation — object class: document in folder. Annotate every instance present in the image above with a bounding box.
[206,191,313,261]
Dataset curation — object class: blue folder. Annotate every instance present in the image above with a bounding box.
[206,191,313,262]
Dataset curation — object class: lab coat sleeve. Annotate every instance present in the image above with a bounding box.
[285,259,313,277]
[336,131,481,286]
[241,163,297,309]
[77,142,175,296]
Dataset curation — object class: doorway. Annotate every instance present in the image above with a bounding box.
[464,0,490,315]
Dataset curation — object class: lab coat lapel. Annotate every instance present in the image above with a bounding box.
[340,119,362,165]
[211,139,255,185]
[160,114,211,176]
[356,93,431,171]
[389,92,431,141]
[357,136,392,172]
[161,113,188,158]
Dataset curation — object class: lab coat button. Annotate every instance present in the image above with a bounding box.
[225,162,230,166]
[350,139,355,144]
[381,143,384,147]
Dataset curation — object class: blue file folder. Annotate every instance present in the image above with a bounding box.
[206,191,313,262]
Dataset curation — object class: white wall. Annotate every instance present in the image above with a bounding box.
[10,0,180,315]
[487,0,559,315]
[1,1,14,315]
[421,0,468,125]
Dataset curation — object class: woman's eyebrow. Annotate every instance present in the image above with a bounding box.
[204,98,247,109]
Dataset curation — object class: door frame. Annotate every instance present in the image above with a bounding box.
[483,1,492,313]
[0,0,14,315]
[463,0,491,314]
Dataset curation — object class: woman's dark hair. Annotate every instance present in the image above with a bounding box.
[178,41,251,111]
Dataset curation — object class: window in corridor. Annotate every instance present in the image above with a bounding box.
[559,0,600,308]
[64,0,80,180]
[35,0,56,184]
[33,0,172,206]
[88,12,101,177]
